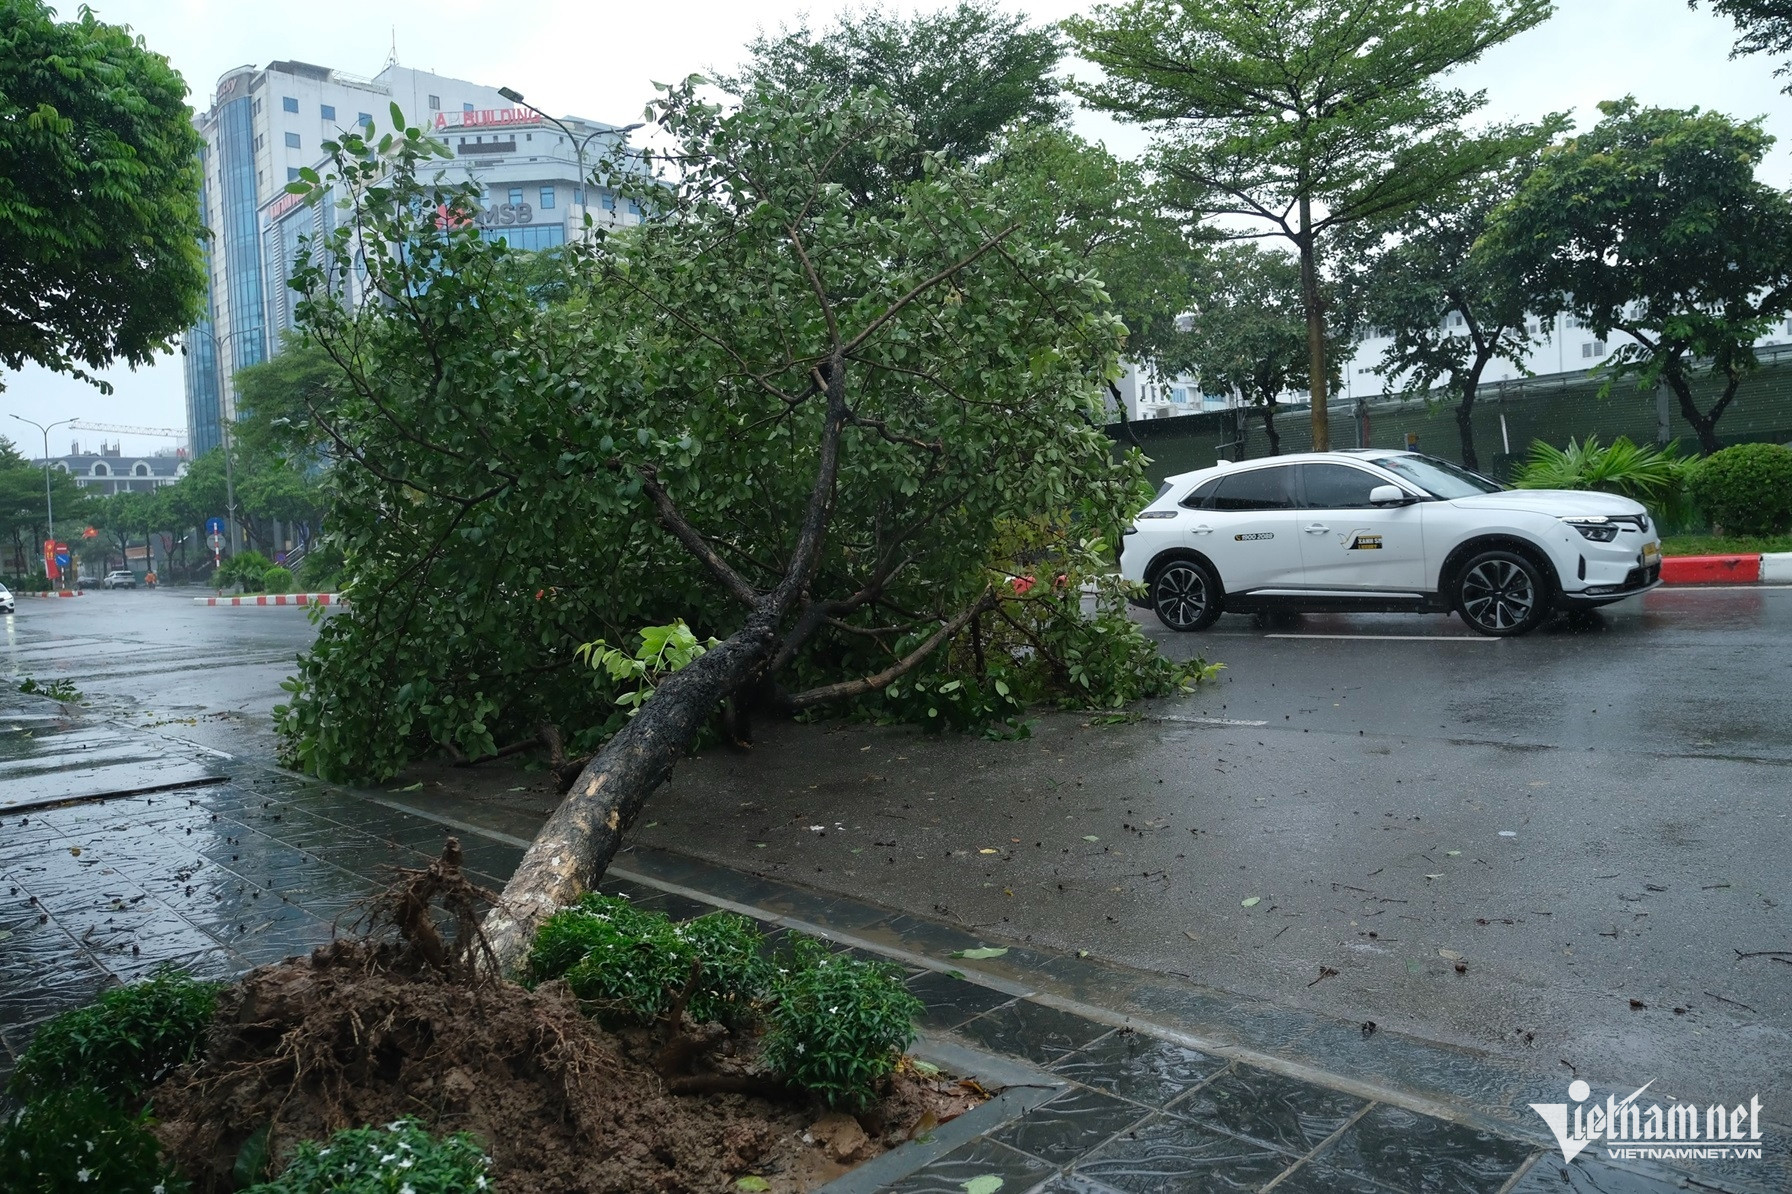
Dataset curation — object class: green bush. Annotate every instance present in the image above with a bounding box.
[244,1119,493,1194]
[9,969,221,1102]
[1688,442,1792,536]
[1514,436,1697,527]
[532,896,774,1026]
[262,564,295,594]
[213,549,272,592]
[0,1085,189,1193]
[762,937,923,1110]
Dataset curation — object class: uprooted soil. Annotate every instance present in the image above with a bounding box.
[148,842,983,1193]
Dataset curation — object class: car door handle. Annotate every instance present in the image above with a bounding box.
[1191,524,1214,535]
[1304,523,1330,535]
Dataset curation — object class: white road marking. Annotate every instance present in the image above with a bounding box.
[1148,715,1272,727]
[1263,633,1496,642]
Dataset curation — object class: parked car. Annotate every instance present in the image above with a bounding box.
[1120,450,1661,638]
[103,570,138,590]
[0,582,12,614]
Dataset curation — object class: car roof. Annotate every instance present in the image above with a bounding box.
[1160,450,1414,489]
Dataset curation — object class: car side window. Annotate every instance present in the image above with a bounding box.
[1298,463,1386,509]
[1179,478,1224,509]
[1211,467,1295,511]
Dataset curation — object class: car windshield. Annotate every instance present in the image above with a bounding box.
[1372,454,1503,499]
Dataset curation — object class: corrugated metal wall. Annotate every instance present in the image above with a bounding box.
[1110,354,1792,486]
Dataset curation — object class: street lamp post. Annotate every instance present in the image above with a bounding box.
[496,87,641,232]
[182,326,248,557]
[9,414,77,580]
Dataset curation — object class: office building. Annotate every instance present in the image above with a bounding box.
[184,59,637,457]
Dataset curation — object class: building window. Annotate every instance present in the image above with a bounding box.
[288,167,301,181]
[464,101,474,113]
[282,96,298,113]
[255,133,264,150]
[428,94,440,110]
[284,132,301,149]
[134,462,150,477]
[92,462,109,477]
[320,103,335,121]
[627,197,643,217]
[600,191,616,211]
[508,187,523,206]
[253,98,262,116]
[358,112,372,127]
[539,186,555,209]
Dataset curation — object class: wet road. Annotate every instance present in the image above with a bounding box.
[632,587,1792,1120]
[2,586,1788,1134]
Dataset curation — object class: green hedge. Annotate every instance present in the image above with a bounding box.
[1689,443,1792,536]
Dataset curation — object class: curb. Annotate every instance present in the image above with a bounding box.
[1660,551,1792,585]
[16,590,84,598]
[192,593,344,607]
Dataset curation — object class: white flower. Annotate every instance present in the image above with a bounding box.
[153,1186,166,1194]
[476,1177,488,1189]
[829,1007,838,1014]
[76,1169,91,1183]
[795,1042,805,1054]
[85,1141,95,1152]
[399,1157,414,1168]
[401,1185,416,1194]
[381,1153,397,1164]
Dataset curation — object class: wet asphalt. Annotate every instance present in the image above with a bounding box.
[1,586,1787,1123]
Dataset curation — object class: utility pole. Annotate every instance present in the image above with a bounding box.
[183,327,247,556]
[9,414,77,579]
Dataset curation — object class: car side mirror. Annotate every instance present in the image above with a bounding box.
[1369,485,1411,506]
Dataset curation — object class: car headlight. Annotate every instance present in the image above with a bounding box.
[1561,516,1620,542]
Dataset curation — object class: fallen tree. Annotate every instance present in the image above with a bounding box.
[279,79,1202,968]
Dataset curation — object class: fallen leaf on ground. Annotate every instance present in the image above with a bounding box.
[1240,896,1261,907]
[962,1177,1004,1194]
[907,1109,939,1142]
[950,947,1008,960]
[1629,998,1647,1010]
[1498,830,1517,837]
[388,782,424,792]
[1308,965,1341,987]
[1183,930,1200,941]
[1454,962,1468,974]
[1439,948,1463,960]
[736,1179,771,1192]
[1424,873,1444,880]
[1445,850,1461,856]
[910,1059,941,1077]
[68,847,80,856]
[1082,835,1100,842]
[979,848,1000,855]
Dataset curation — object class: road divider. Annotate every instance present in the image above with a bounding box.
[17,589,84,598]
[1659,553,1792,585]
[193,593,344,607]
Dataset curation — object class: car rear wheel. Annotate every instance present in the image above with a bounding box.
[1455,550,1549,637]
[1151,560,1222,632]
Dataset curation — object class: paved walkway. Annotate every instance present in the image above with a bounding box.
[0,690,1782,1193]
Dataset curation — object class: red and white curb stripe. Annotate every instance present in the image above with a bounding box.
[192,593,345,607]
[17,590,83,598]
[1661,551,1792,585]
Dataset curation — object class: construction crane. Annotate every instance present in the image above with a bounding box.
[68,420,185,438]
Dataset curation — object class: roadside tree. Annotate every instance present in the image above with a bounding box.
[0,0,204,388]
[1697,0,1792,90]
[1065,0,1552,451]
[1171,245,1317,456]
[1344,129,1562,471]
[1481,99,1792,454]
[276,86,1201,967]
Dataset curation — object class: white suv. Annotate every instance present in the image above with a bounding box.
[1121,450,1662,637]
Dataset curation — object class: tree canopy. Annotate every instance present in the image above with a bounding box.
[1345,127,1561,471]
[0,0,205,389]
[1170,245,1316,456]
[733,1,1063,204]
[1697,0,1792,91]
[1065,0,1553,450]
[1481,98,1792,454]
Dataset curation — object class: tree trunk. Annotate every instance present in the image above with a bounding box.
[481,615,782,968]
[1261,400,1281,456]
[1457,354,1488,474]
[1669,372,1734,455]
[1296,205,1330,453]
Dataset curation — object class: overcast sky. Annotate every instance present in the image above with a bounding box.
[6,0,1787,457]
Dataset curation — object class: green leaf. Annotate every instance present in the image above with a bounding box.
[1240,896,1261,907]
[233,1122,272,1186]
[389,101,405,130]
[962,1176,1005,1194]
[736,1178,772,1192]
[950,946,1008,960]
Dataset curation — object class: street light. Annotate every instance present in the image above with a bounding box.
[8,414,77,579]
[180,325,249,558]
[497,87,642,226]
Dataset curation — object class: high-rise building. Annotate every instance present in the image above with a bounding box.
[184,60,636,457]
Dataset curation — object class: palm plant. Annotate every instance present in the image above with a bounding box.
[1514,436,1698,529]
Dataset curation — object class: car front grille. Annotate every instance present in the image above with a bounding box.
[1622,562,1661,588]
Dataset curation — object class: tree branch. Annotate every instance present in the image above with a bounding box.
[786,591,995,709]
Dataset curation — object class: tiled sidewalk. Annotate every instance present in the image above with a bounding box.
[0,698,1782,1193]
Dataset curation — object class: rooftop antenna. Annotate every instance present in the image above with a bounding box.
[384,26,398,70]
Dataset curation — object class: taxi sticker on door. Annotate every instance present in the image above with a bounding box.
[1235,532,1276,541]
[1342,529,1383,550]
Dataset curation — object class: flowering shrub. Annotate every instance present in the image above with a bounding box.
[244,1119,493,1194]
[9,968,221,1102]
[0,1085,188,1193]
[762,937,923,1109]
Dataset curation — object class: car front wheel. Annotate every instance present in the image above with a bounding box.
[1455,550,1549,637]
[1151,560,1222,632]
